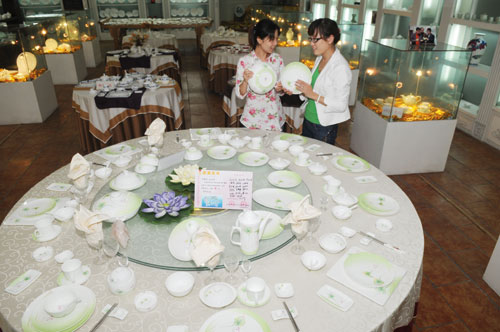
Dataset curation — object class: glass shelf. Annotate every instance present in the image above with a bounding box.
[95,154,312,271]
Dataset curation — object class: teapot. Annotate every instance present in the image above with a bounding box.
[401,94,421,106]
[107,266,136,295]
[230,210,270,255]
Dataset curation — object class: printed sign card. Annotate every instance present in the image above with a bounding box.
[194,170,253,210]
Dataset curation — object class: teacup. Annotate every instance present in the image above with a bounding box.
[246,277,266,304]
[324,178,341,195]
[44,288,80,318]
[250,137,262,148]
[480,14,488,21]
[199,134,211,146]
[289,145,304,157]
[297,152,310,165]
[34,216,58,239]
[95,166,112,180]
[61,259,85,283]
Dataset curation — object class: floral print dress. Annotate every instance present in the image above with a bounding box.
[235,51,285,131]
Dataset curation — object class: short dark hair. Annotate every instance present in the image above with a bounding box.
[308,18,341,45]
[249,19,280,50]
[427,28,432,32]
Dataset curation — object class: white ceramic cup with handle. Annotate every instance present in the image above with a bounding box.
[61,258,84,282]
[246,277,266,304]
[34,216,57,239]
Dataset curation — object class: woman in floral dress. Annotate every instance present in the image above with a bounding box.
[235,19,287,131]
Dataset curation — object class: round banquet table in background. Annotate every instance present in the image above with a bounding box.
[0,129,423,332]
[208,47,246,94]
[122,33,179,51]
[199,31,248,68]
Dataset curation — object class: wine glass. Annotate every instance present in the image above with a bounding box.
[290,224,307,255]
[304,217,321,246]
[320,196,330,211]
[240,259,252,279]
[223,255,239,285]
[93,236,119,265]
[204,254,220,285]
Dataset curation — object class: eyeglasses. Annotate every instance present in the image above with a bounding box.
[308,37,323,43]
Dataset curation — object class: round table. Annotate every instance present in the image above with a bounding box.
[0,129,423,332]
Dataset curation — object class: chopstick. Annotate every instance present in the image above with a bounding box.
[316,153,333,156]
[90,303,118,332]
[358,231,405,254]
[92,162,107,167]
[283,301,300,332]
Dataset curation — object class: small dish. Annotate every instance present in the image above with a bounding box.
[229,138,247,149]
[199,282,237,308]
[165,272,195,297]
[141,154,159,166]
[134,163,156,174]
[55,250,74,264]
[134,291,158,312]
[332,192,358,207]
[339,226,356,238]
[112,155,132,168]
[95,167,112,179]
[294,157,312,167]
[288,144,304,157]
[43,288,79,318]
[53,207,75,222]
[268,158,290,170]
[32,246,54,262]
[331,205,352,220]
[319,233,347,253]
[184,147,203,161]
[271,139,290,152]
[274,283,294,298]
[301,251,326,271]
[308,162,327,175]
[376,218,393,232]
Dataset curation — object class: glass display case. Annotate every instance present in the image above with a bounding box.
[270,9,312,48]
[169,0,209,18]
[299,23,363,70]
[36,16,82,53]
[67,12,97,42]
[453,0,500,21]
[18,0,63,19]
[358,38,471,122]
[96,0,139,20]
[0,24,47,83]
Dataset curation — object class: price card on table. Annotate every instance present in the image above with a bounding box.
[194,170,253,210]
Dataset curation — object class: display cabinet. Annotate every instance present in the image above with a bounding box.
[168,0,209,19]
[96,0,140,20]
[272,9,312,65]
[69,12,102,67]
[351,38,471,174]
[0,24,57,124]
[18,0,63,19]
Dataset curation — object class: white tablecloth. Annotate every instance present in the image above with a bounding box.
[105,53,179,76]
[200,31,248,53]
[122,33,179,50]
[0,129,423,332]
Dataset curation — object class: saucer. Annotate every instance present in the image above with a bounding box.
[134,291,158,312]
[32,246,54,262]
[294,158,312,167]
[32,225,62,242]
[319,233,347,254]
[197,140,214,148]
[57,266,91,286]
[199,282,237,308]
[247,143,262,150]
[237,283,271,307]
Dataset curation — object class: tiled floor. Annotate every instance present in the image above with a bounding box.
[0,40,499,331]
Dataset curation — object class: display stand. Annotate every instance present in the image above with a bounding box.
[483,236,500,296]
[82,38,102,68]
[0,70,58,124]
[349,68,359,106]
[45,48,88,84]
[350,102,457,175]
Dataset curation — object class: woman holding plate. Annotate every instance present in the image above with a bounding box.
[235,19,288,131]
[295,18,352,145]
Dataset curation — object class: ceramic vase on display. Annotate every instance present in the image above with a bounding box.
[351,14,357,23]
[286,28,294,44]
[467,33,487,65]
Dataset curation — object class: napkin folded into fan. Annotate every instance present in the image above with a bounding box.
[281,195,322,235]
[74,205,109,248]
[67,153,90,190]
[189,226,225,267]
[145,118,166,146]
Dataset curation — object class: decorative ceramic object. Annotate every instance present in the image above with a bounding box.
[248,62,277,94]
[16,52,37,75]
[230,210,270,255]
[165,272,195,297]
[467,33,487,65]
[107,266,136,295]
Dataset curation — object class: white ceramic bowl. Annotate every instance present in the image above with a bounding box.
[112,155,132,167]
[268,157,291,170]
[141,154,159,166]
[319,233,347,253]
[95,167,112,180]
[53,207,76,222]
[300,251,326,271]
[308,162,327,175]
[331,205,352,220]
[229,138,247,149]
[44,288,79,318]
[271,139,290,152]
[289,144,304,157]
[165,272,195,297]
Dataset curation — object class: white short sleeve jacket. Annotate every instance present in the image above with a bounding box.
[308,48,352,126]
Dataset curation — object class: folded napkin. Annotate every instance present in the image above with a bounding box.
[189,226,225,267]
[68,153,90,189]
[281,195,322,235]
[145,118,166,146]
[74,205,109,248]
[112,219,130,248]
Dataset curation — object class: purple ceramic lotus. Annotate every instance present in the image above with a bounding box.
[142,191,190,218]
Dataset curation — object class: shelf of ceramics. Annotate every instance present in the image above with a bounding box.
[449,18,500,33]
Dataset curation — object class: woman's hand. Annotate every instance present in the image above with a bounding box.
[243,69,253,83]
[275,82,293,95]
[295,79,315,99]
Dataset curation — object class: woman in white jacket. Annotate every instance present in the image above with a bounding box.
[295,18,352,145]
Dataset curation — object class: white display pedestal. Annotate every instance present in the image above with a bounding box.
[483,236,500,296]
[349,68,359,106]
[0,70,58,124]
[82,38,102,68]
[45,48,87,84]
[350,102,457,175]
[276,46,300,65]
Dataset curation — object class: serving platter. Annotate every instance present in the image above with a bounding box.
[344,252,394,288]
[253,188,304,211]
[253,210,283,239]
[332,155,370,173]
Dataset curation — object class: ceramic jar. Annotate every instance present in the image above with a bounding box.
[467,33,487,65]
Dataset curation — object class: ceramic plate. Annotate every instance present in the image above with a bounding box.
[248,62,277,95]
[267,170,302,188]
[92,191,142,221]
[57,265,91,286]
[251,211,283,239]
[109,173,146,191]
[253,188,304,211]
[343,252,394,288]
[168,217,212,261]
[199,282,237,308]
[280,62,312,94]
[237,283,271,307]
[238,152,269,167]
[32,225,62,242]
[358,193,400,216]
[319,233,346,254]
[17,198,57,218]
[332,155,370,173]
[278,133,307,145]
[199,308,271,332]
[207,145,237,160]
[21,285,96,332]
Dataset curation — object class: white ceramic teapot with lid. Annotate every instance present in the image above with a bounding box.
[401,93,421,106]
[230,210,269,255]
